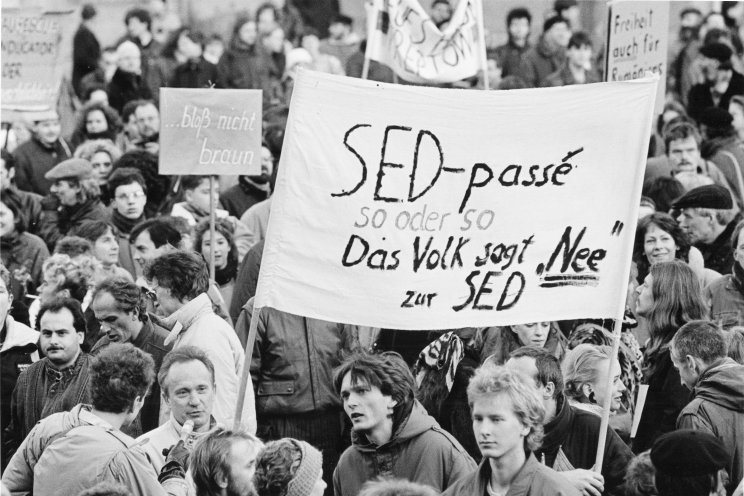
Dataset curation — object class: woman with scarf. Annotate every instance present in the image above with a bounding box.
[0,193,49,325]
[707,219,744,328]
[194,218,239,308]
[69,101,123,150]
[107,167,147,278]
[632,260,708,453]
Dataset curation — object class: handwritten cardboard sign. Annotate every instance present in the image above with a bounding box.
[367,0,482,84]
[605,0,669,114]
[1,8,76,113]
[256,70,657,329]
[159,88,262,175]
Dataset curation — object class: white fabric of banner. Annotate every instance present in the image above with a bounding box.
[256,70,658,330]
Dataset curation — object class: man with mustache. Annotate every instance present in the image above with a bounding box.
[3,297,91,461]
[90,276,172,434]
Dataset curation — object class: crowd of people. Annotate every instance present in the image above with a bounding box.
[1,0,744,495]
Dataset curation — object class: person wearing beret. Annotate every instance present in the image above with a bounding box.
[650,429,730,496]
[675,184,743,275]
[688,42,744,123]
[37,158,111,251]
[700,107,744,209]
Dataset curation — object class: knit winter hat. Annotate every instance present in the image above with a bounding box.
[651,429,729,476]
[286,440,323,496]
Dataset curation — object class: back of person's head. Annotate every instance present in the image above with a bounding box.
[37,296,87,334]
[507,345,564,398]
[358,479,439,496]
[561,343,611,400]
[254,438,323,496]
[108,167,147,194]
[1,191,28,234]
[54,236,93,258]
[144,250,209,302]
[90,343,155,413]
[506,7,531,27]
[79,481,133,496]
[191,428,264,496]
[333,352,416,430]
[623,451,657,496]
[129,218,182,247]
[113,149,167,200]
[158,346,216,394]
[568,31,591,49]
[92,277,148,323]
[642,176,686,214]
[160,216,194,250]
[42,253,95,303]
[670,320,727,364]
[725,326,744,364]
[651,429,729,496]
[467,363,545,451]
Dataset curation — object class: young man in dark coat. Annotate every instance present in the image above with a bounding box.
[505,346,632,496]
[72,4,101,98]
[688,42,744,122]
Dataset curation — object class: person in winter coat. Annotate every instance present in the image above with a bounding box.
[37,158,111,251]
[706,219,744,328]
[166,29,219,89]
[699,107,744,208]
[107,167,148,278]
[688,42,744,123]
[1,149,43,235]
[442,364,580,496]
[12,110,73,196]
[671,320,744,494]
[107,41,154,115]
[505,347,632,496]
[479,321,567,365]
[0,264,39,470]
[516,15,570,88]
[332,352,476,496]
[217,17,261,89]
[72,5,101,98]
[145,250,255,432]
[633,261,708,453]
[69,101,123,151]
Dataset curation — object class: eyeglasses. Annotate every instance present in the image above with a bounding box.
[115,191,146,201]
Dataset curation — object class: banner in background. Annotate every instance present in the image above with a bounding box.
[605,0,669,114]
[159,88,262,175]
[366,0,482,84]
[255,70,658,329]
[1,7,76,113]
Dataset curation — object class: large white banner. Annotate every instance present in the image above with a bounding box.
[256,70,657,330]
[366,0,482,84]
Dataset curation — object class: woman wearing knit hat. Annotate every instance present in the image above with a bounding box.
[254,438,326,496]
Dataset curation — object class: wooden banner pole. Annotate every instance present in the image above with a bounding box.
[476,0,489,90]
[208,176,216,284]
[233,304,260,430]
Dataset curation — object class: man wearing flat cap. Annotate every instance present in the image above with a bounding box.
[650,429,729,496]
[688,42,744,122]
[674,184,742,274]
[38,158,111,251]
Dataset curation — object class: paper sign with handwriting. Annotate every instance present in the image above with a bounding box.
[256,70,657,329]
[159,88,262,175]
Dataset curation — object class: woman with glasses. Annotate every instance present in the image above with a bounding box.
[107,167,148,278]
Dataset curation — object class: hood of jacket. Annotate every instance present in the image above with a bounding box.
[351,400,436,452]
[694,358,744,413]
[2,316,39,352]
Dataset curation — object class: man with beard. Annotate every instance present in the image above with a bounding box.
[90,277,172,433]
[688,42,744,122]
[674,184,742,275]
[219,144,272,219]
[3,343,174,495]
[2,297,91,462]
[190,428,264,496]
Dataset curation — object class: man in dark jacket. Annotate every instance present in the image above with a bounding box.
[90,277,172,434]
[1,149,43,234]
[72,4,101,98]
[12,110,73,196]
[516,15,570,88]
[332,352,476,496]
[506,346,632,496]
[38,158,111,251]
[671,320,744,494]
[3,297,91,462]
[688,42,744,122]
[490,8,532,78]
[674,184,742,275]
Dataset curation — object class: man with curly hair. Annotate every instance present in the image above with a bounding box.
[332,352,476,496]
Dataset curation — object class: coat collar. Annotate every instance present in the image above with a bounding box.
[163,293,212,346]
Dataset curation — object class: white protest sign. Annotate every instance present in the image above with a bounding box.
[367,0,483,84]
[159,88,262,175]
[256,70,657,330]
[1,7,76,115]
[605,0,669,114]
